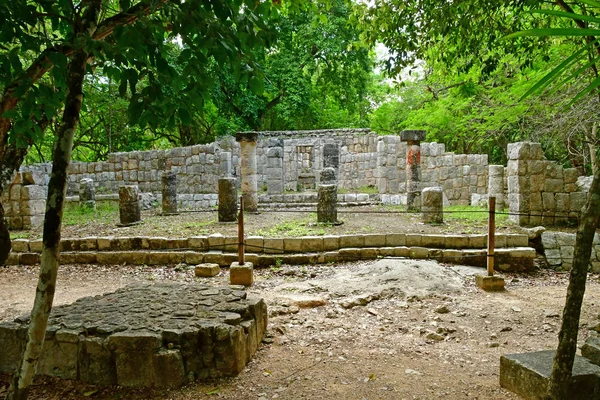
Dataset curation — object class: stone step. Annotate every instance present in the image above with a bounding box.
[6,246,536,272]
[583,336,600,366]
[500,350,600,399]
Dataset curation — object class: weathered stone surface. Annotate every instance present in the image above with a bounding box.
[500,350,600,400]
[218,177,238,222]
[320,167,336,185]
[230,262,254,286]
[0,283,267,388]
[400,130,427,142]
[161,172,178,214]
[118,185,141,225]
[475,275,505,291]
[195,263,221,277]
[422,187,443,224]
[79,178,96,210]
[317,184,338,224]
[583,336,600,366]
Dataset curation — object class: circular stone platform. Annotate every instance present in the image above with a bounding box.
[0,283,267,388]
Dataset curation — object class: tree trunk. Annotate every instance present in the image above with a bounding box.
[546,167,600,399]
[4,49,89,400]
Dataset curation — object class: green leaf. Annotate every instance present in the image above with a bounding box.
[504,28,600,40]
[248,76,264,95]
[520,45,589,99]
[528,9,600,25]
[577,0,600,8]
[567,73,600,107]
[178,107,191,125]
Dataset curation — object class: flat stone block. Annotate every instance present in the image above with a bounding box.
[164,238,188,249]
[360,248,378,260]
[468,234,487,249]
[420,235,445,248]
[188,236,208,251]
[409,247,429,259]
[363,234,386,247]
[208,234,225,250]
[338,248,361,261]
[339,235,364,248]
[444,235,469,249]
[583,336,600,366]
[500,350,600,400]
[29,239,43,252]
[230,262,254,286]
[322,235,340,251]
[405,234,422,247]
[20,252,40,265]
[393,246,410,257]
[475,275,505,291]
[185,251,204,264]
[386,233,406,247]
[301,236,323,253]
[283,238,303,253]
[507,234,529,247]
[245,236,264,253]
[195,263,221,277]
[263,238,284,254]
[378,247,396,257]
[11,239,29,252]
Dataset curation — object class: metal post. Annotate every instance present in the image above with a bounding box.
[238,195,245,265]
[487,196,496,276]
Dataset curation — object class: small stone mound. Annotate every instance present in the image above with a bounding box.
[0,283,267,388]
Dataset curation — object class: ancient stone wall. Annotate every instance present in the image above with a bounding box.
[542,231,600,272]
[1,164,50,229]
[507,142,585,226]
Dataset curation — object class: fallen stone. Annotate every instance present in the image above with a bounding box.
[435,305,450,314]
[425,331,445,341]
[230,262,254,286]
[194,263,220,277]
[583,336,600,366]
[500,350,600,400]
[340,294,374,309]
[278,295,328,309]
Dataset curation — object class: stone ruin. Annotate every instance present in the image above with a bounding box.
[0,283,267,388]
[2,129,593,229]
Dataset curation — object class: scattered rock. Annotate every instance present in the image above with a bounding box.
[425,331,445,341]
[590,322,600,333]
[487,342,500,348]
[511,307,522,313]
[435,305,451,314]
[341,294,374,309]
[405,369,422,375]
[500,326,513,332]
[544,310,560,318]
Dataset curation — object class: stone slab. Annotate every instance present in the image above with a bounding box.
[0,283,267,388]
[500,350,600,400]
[583,336,600,366]
[475,275,505,291]
[194,263,221,277]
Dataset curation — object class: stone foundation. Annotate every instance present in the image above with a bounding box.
[0,283,268,388]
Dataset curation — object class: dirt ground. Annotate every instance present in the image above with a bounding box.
[2,259,600,400]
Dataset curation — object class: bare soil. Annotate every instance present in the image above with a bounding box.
[2,260,600,400]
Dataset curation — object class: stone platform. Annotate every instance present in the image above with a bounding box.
[0,283,267,388]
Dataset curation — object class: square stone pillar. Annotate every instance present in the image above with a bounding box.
[401,130,426,211]
[236,132,259,212]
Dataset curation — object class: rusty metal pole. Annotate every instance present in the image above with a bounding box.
[238,195,245,265]
[487,196,496,276]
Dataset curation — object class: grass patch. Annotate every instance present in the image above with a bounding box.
[253,215,326,237]
[444,205,509,225]
[62,201,119,226]
[10,231,30,239]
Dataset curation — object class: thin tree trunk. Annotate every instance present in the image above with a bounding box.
[546,168,600,399]
[4,49,89,400]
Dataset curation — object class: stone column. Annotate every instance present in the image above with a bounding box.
[79,178,96,210]
[320,167,336,185]
[236,132,259,212]
[401,130,427,211]
[488,165,505,210]
[266,146,284,195]
[318,167,338,224]
[218,177,238,222]
[118,185,141,225]
[161,171,178,214]
[322,143,340,169]
[422,187,443,224]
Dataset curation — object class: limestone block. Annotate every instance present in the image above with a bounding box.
[263,238,284,254]
[283,238,303,253]
[494,234,507,248]
[544,178,564,193]
[20,252,40,265]
[408,247,429,259]
[545,249,562,266]
[360,248,378,260]
[564,168,580,184]
[20,185,46,200]
[21,215,44,230]
[378,247,395,257]
[542,192,556,211]
[147,251,185,265]
[500,351,600,400]
[245,236,264,253]
[185,251,204,264]
[195,263,221,277]
[570,192,587,213]
[339,235,364,248]
[363,234,387,247]
[506,234,529,247]
[78,337,116,385]
[405,234,421,247]
[529,175,545,193]
[338,248,361,261]
[189,236,208,251]
[38,334,79,379]
[475,275,505,291]
[556,232,575,246]
[108,331,162,387]
[301,236,323,253]
[164,238,188,249]
[74,252,98,264]
[20,199,46,215]
[507,142,530,160]
[208,234,225,251]
[468,235,487,249]
[11,239,29,252]
[444,235,469,249]
[29,239,43,252]
[420,235,445,248]
[322,235,340,251]
[230,261,254,286]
